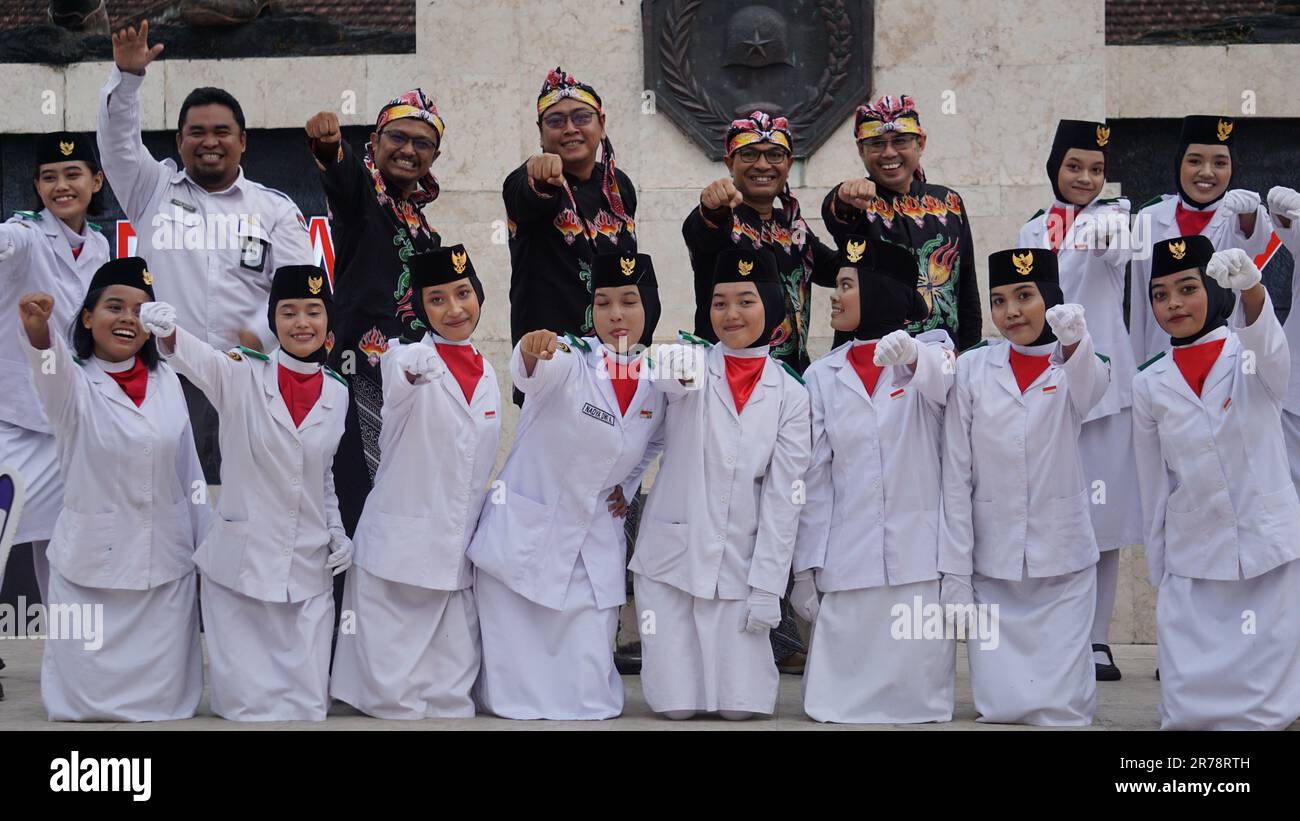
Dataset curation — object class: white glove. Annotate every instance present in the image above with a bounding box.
[652,343,703,385]
[1206,247,1261,292]
[326,533,353,576]
[939,573,974,618]
[1267,186,1300,221]
[1045,303,1087,347]
[1219,188,1261,216]
[395,342,444,380]
[743,588,782,633]
[790,571,820,623]
[873,329,918,367]
[139,301,176,337]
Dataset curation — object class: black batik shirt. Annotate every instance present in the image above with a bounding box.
[503,160,638,345]
[319,140,441,380]
[822,178,982,350]
[683,202,839,374]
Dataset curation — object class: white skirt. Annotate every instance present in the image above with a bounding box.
[200,577,334,722]
[968,564,1097,726]
[1157,559,1300,731]
[803,579,955,724]
[633,574,779,716]
[1080,411,1144,551]
[474,557,622,720]
[0,421,62,544]
[1283,410,1300,493]
[330,566,480,719]
[42,568,202,722]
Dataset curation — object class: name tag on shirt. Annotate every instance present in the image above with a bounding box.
[581,403,616,427]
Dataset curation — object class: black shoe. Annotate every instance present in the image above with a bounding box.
[614,651,641,676]
[1093,643,1121,681]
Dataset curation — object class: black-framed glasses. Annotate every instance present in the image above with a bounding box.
[860,134,919,154]
[734,146,791,164]
[382,129,438,154]
[542,110,597,130]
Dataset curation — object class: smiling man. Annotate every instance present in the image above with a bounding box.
[503,67,637,408]
[683,111,839,375]
[822,95,981,351]
[304,91,445,536]
[97,20,314,483]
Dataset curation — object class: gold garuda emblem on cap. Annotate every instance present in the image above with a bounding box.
[141,269,153,286]
[737,259,754,276]
[846,239,866,263]
[59,141,75,156]
[1095,126,1110,147]
[1012,251,1034,276]
[307,275,324,295]
[620,256,637,276]
[451,250,468,275]
[1168,239,1187,260]
[1217,119,1233,141]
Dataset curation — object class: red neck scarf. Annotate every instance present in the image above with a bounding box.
[71,245,83,260]
[1008,348,1051,393]
[105,357,147,407]
[724,355,766,414]
[846,343,883,396]
[1046,205,1078,253]
[1171,338,1226,397]
[1175,203,1216,238]
[604,352,640,416]
[278,365,323,427]
[436,342,484,404]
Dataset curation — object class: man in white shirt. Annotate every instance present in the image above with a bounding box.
[97,20,314,482]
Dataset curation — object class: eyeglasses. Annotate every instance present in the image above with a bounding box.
[860,134,919,154]
[542,110,598,130]
[733,146,791,165]
[381,129,438,154]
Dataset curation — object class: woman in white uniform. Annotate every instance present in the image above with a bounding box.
[0,132,109,609]
[140,265,352,722]
[631,246,811,721]
[331,245,499,719]
[794,235,956,723]
[1017,120,1141,681]
[18,258,208,721]
[941,248,1109,726]
[1263,186,1300,493]
[1129,115,1272,366]
[1132,236,1300,731]
[469,251,665,720]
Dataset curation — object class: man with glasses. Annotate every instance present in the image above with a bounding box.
[303,90,446,537]
[823,95,982,350]
[683,111,839,374]
[504,66,637,405]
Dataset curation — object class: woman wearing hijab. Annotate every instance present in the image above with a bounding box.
[140,265,352,722]
[631,246,811,721]
[0,132,110,613]
[1017,119,1142,681]
[1132,235,1300,731]
[941,249,1109,726]
[1129,116,1272,366]
[469,251,665,720]
[793,235,956,723]
[18,257,208,721]
[330,245,499,720]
